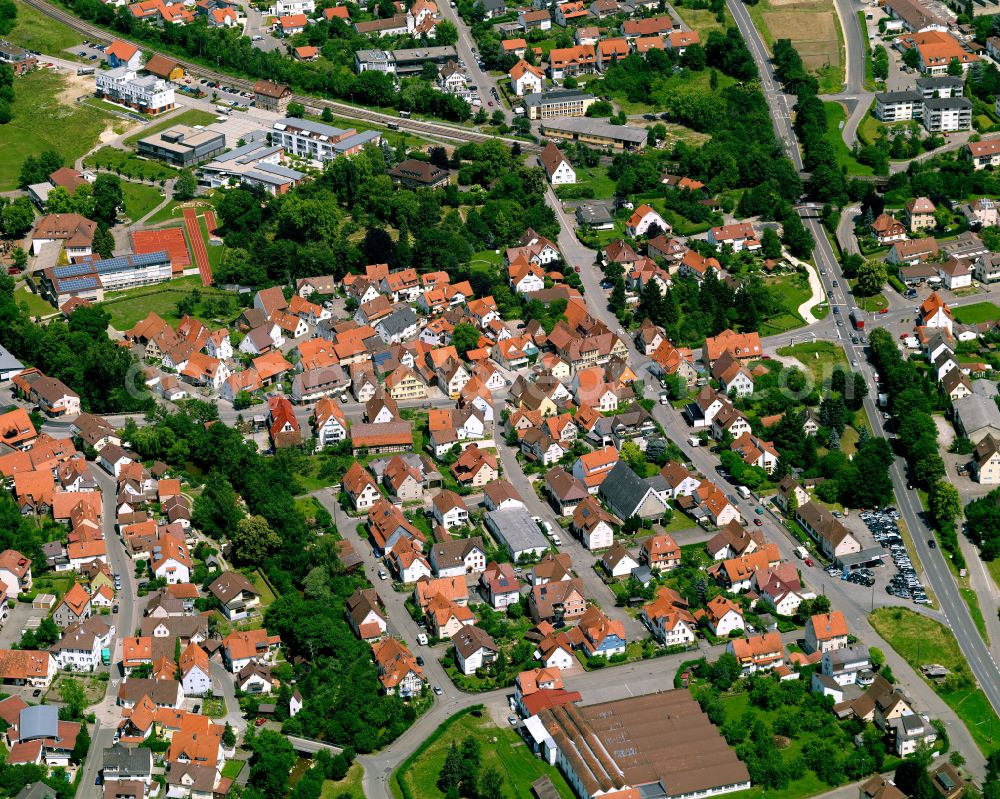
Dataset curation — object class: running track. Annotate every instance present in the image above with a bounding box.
[182,208,213,286]
[204,210,218,238]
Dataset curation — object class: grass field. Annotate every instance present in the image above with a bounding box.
[757,273,809,336]
[953,302,1000,325]
[0,70,119,191]
[824,102,874,175]
[8,0,83,54]
[84,146,179,182]
[97,275,241,330]
[14,287,57,318]
[321,764,365,799]
[776,340,848,388]
[123,109,219,146]
[145,196,218,226]
[122,182,166,222]
[394,711,576,799]
[570,165,617,199]
[673,3,736,37]
[870,606,1000,753]
[857,11,875,89]
[858,110,885,147]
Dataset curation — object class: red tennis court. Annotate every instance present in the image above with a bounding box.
[131,228,191,275]
[182,208,213,286]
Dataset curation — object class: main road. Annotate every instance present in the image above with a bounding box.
[729,0,1000,725]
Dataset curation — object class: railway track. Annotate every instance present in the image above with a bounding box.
[21,0,540,150]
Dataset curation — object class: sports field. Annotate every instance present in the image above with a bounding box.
[750,0,844,92]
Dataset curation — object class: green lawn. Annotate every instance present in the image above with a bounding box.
[870,606,1000,753]
[858,111,885,147]
[987,559,1000,592]
[121,182,166,222]
[221,760,245,780]
[673,3,735,38]
[123,109,220,146]
[395,711,576,799]
[0,69,120,191]
[145,196,217,226]
[858,12,875,90]
[569,165,617,200]
[249,569,277,607]
[469,250,504,276]
[754,272,813,336]
[8,0,83,53]
[14,287,57,318]
[97,275,241,330]
[321,764,365,799]
[776,341,848,388]
[824,102,874,176]
[84,146,179,182]
[953,302,1000,325]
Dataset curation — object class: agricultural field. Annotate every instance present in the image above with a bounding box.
[749,0,844,93]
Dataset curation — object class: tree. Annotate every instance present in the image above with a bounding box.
[222,722,237,748]
[421,60,440,81]
[620,441,646,473]
[856,259,887,296]
[232,515,281,563]
[479,767,506,799]
[93,224,115,259]
[174,170,198,201]
[710,652,741,691]
[929,481,961,533]
[1,196,34,238]
[287,102,306,118]
[947,57,963,76]
[761,227,782,259]
[71,722,90,765]
[321,106,334,123]
[193,471,244,540]
[91,173,123,226]
[451,322,480,355]
[681,43,707,71]
[491,109,505,126]
[902,47,921,70]
[438,741,462,793]
[249,730,296,797]
[59,679,87,720]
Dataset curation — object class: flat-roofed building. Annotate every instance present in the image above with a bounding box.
[95,68,175,115]
[271,117,382,163]
[522,89,596,119]
[539,117,647,151]
[874,90,921,122]
[199,136,304,195]
[137,125,226,167]
[40,251,172,305]
[922,96,972,132]
[533,691,751,799]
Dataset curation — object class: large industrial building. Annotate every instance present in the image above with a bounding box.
[527,691,751,799]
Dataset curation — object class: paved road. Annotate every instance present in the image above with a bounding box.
[492,440,647,640]
[725,0,802,170]
[723,0,1000,735]
[435,1,509,122]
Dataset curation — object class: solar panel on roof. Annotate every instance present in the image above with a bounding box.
[57,276,100,291]
[53,262,94,278]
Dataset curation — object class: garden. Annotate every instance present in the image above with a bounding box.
[392,707,576,799]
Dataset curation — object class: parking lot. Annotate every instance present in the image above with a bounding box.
[860,507,931,605]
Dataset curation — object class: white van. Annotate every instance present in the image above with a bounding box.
[417,633,428,646]
[737,486,751,499]
[687,436,700,447]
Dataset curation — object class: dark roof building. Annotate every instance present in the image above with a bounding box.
[387,159,450,189]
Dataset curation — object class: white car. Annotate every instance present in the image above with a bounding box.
[552,535,562,546]
[542,521,554,535]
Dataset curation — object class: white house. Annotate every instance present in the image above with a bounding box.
[625,204,669,238]
[509,60,544,95]
[179,644,212,696]
[539,142,576,185]
[454,626,498,675]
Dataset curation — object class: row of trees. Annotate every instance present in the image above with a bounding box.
[56,0,470,121]
[867,328,963,562]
